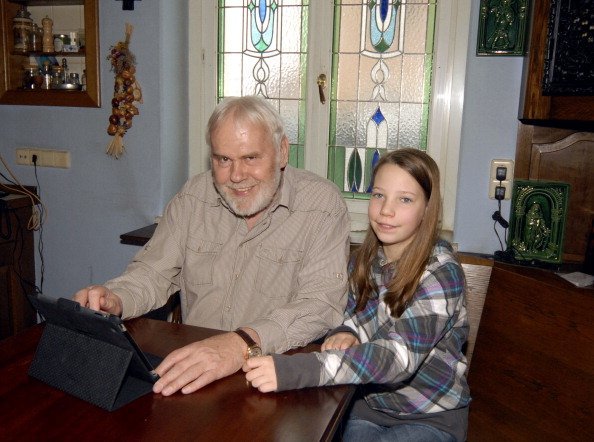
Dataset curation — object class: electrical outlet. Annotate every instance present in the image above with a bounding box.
[15,147,71,168]
[490,159,514,182]
[489,179,512,200]
[489,159,514,199]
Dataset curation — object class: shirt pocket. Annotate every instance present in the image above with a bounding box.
[256,246,303,299]
[183,238,222,286]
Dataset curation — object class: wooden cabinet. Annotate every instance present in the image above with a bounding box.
[514,124,594,264]
[0,0,100,107]
[519,0,594,125]
[468,261,594,439]
[0,193,37,339]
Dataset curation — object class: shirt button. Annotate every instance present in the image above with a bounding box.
[225,305,231,311]
[234,274,239,279]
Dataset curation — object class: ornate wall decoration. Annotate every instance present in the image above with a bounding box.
[542,0,594,95]
[477,0,530,55]
[508,180,570,264]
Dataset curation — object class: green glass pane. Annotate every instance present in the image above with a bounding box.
[347,149,363,193]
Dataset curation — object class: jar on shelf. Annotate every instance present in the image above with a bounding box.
[51,65,64,88]
[12,6,33,52]
[22,64,41,90]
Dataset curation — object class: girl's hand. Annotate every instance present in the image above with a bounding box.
[242,356,278,393]
[321,332,360,351]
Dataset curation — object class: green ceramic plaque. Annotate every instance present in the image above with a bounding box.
[508,180,570,264]
[477,0,530,56]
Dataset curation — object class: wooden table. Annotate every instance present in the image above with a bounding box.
[0,318,354,441]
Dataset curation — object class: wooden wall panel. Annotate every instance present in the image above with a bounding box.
[515,124,594,262]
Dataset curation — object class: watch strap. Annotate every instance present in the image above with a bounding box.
[234,328,258,350]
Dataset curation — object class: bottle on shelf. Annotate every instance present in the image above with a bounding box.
[41,16,54,53]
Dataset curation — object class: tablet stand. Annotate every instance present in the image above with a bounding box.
[29,323,155,411]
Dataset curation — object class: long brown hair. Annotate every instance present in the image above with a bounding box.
[351,148,442,317]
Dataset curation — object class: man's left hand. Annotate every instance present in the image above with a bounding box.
[153,332,246,396]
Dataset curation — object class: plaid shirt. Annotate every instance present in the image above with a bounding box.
[274,239,470,416]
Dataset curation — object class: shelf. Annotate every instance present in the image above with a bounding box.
[0,0,100,107]
[8,1,84,6]
[11,49,86,57]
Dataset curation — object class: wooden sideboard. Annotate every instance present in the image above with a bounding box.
[0,192,37,339]
[467,261,594,440]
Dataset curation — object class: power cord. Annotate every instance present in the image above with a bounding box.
[491,177,509,252]
[0,153,46,296]
[32,155,46,294]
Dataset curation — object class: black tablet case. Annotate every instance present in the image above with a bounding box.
[28,295,163,411]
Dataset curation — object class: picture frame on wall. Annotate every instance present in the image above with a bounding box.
[508,180,570,264]
[477,0,531,56]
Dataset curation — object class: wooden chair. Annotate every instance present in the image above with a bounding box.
[458,254,493,371]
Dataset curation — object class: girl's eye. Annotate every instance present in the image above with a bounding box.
[371,192,383,199]
[401,197,412,204]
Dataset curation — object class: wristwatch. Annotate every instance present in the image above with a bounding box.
[234,328,262,359]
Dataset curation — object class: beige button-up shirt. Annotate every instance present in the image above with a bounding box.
[105,166,350,354]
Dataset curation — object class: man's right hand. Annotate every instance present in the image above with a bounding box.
[73,285,123,316]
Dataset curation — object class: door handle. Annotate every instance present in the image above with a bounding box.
[317,74,327,104]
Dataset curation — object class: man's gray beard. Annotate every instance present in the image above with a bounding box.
[215,167,281,218]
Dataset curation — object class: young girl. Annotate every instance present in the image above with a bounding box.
[243,148,470,441]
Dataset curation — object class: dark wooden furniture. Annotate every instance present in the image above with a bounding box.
[514,125,594,264]
[467,261,594,441]
[515,0,594,266]
[519,0,594,124]
[0,317,354,441]
[0,192,36,339]
[120,222,157,246]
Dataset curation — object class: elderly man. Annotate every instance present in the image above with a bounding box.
[74,96,350,396]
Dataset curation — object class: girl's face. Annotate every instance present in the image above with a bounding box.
[368,163,428,262]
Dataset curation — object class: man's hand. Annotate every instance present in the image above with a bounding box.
[73,285,123,316]
[153,332,247,396]
[243,356,278,393]
[321,332,359,351]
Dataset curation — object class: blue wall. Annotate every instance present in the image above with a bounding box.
[0,1,187,297]
[0,1,521,298]
[454,0,524,253]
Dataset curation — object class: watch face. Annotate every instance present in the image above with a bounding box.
[247,346,262,358]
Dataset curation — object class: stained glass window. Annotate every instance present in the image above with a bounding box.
[328,0,436,198]
[217,0,437,198]
[218,0,309,168]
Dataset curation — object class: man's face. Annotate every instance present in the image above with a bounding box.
[211,116,288,218]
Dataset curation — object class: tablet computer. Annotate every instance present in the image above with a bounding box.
[28,294,161,383]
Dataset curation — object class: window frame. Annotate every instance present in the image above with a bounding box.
[187,0,470,237]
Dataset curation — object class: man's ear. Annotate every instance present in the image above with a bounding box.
[279,136,289,168]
